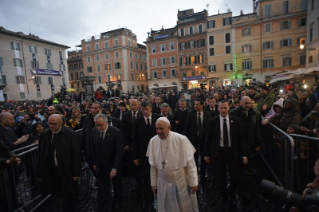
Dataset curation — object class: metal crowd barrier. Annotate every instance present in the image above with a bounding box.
[260,123,295,190]
[2,128,85,212]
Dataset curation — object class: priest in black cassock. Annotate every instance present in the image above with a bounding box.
[173,99,190,135]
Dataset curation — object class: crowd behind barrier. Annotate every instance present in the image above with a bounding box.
[0,80,318,211]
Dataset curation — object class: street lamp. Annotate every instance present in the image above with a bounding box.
[300,44,304,49]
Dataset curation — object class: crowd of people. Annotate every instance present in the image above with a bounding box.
[0,80,319,212]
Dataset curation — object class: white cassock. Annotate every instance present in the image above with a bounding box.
[146,131,199,212]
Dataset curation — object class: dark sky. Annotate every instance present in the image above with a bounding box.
[0,0,253,50]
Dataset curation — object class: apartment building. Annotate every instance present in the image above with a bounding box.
[0,27,69,101]
[306,0,319,69]
[232,0,308,85]
[81,28,148,93]
[145,27,180,90]
[67,50,83,91]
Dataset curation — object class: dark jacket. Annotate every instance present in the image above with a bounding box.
[229,106,261,154]
[152,104,161,114]
[204,115,246,162]
[278,98,302,131]
[91,126,123,176]
[120,110,143,147]
[204,105,219,117]
[165,114,176,132]
[0,126,20,150]
[81,114,95,155]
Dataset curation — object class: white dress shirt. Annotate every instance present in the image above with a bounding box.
[144,113,152,126]
[99,126,109,140]
[219,115,231,147]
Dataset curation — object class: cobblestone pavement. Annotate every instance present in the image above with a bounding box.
[34,154,283,212]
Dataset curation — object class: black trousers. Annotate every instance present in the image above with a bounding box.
[215,148,240,201]
[193,137,207,178]
[141,163,154,204]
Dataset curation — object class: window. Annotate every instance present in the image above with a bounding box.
[104,41,109,49]
[300,55,306,65]
[160,44,166,52]
[145,64,147,70]
[59,64,65,71]
[20,92,25,99]
[116,73,121,81]
[70,73,74,80]
[171,69,176,77]
[309,56,313,63]
[209,65,216,72]
[144,55,146,60]
[44,48,51,56]
[130,61,133,69]
[98,75,102,83]
[11,41,21,51]
[242,61,252,70]
[180,42,186,50]
[282,1,289,14]
[114,39,119,47]
[153,71,158,79]
[16,76,25,84]
[242,27,251,36]
[129,51,133,58]
[207,20,215,29]
[87,66,92,72]
[136,74,140,81]
[170,56,176,64]
[48,77,53,84]
[86,45,90,52]
[189,41,195,49]
[0,57,2,65]
[152,59,157,66]
[263,58,274,68]
[37,92,41,98]
[301,0,308,11]
[131,73,134,80]
[59,51,63,58]
[105,53,109,59]
[161,70,167,78]
[1,75,6,84]
[225,33,230,43]
[95,43,99,50]
[181,28,184,36]
[189,27,193,35]
[191,56,196,64]
[199,25,203,33]
[87,56,91,62]
[115,51,119,58]
[97,64,101,72]
[96,54,100,61]
[299,17,307,27]
[242,45,252,53]
[105,63,111,70]
[183,73,186,77]
[29,45,37,53]
[13,58,23,67]
[33,76,42,84]
[265,4,271,18]
[161,58,167,65]
[200,54,205,63]
[263,41,274,50]
[74,64,78,70]
[169,42,175,50]
[140,64,143,70]
[62,77,66,86]
[128,39,132,47]
[310,26,313,42]
[46,62,53,70]
[223,17,231,26]
[282,56,291,66]
[135,53,138,59]
[76,72,79,79]
[197,39,205,47]
[209,35,214,45]
[281,20,291,30]
[225,46,231,54]
[191,72,195,76]
[140,54,142,60]
[115,62,121,69]
[31,61,39,69]
[225,63,233,71]
[79,63,83,69]
[311,0,314,10]
[136,63,138,69]
[280,39,292,47]
[209,48,215,56]
[265,23,271,32]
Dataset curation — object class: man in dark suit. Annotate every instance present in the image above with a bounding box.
[173,99,190,135]
[120,99,143,190]
[204,97,219,117]
[133,101,161,211]
[91,114,123,212]
[160,103,176,132]
[114,102,128,120]
[204,100,248,211]
[185,99,211,181]
[152,96,161,114]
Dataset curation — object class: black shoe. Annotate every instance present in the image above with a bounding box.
[223,200,230,212]
[132,183,143,192]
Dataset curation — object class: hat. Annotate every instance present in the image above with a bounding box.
[119,102,126,107]
[157,117,171,125]
[16,116,24,123]
[259,85,269,91]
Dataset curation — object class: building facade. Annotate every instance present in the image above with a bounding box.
[306,0,319,69]
[0,27,69,101]
[145,27,180,90]
[67,50,84,92]
[81,28,148,93]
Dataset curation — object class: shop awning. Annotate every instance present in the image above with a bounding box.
[269,66,319,84]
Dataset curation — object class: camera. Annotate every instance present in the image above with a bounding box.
[261,179,319,211]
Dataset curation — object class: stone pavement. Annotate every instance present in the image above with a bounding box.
[34,153,283,212]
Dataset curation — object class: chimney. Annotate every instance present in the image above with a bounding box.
[253,0,256,13]
[240,10,243,16]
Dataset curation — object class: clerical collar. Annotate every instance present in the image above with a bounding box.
[160,131,170,141]
[180,108,186,111]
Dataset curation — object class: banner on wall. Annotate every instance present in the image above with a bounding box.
[30,69,63,76]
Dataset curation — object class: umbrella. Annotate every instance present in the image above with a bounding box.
[119,94,128,99]
[66,88,77,92]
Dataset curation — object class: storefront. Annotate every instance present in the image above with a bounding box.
[182,75,207,90]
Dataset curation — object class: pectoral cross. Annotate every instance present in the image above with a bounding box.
[162,160,166,169]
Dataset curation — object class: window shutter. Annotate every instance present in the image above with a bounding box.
[248,27,251,35]
[271,41,274,49]
[202,55,204,63]
[195,56,197,63]
[0,57,3,66]
[21,76,25,84]
[263,42,266,50]
[288,20,291,29]
[213,20,215,28]
[242,62,245,70]
[197,55,200,64]
[202,39,205,47]
[11,42,14,50]
[223,18,225,26]
[249,45,252,52]
[289,57,291,66]
[280,40,283,47]
[282,2,286,14]
[242,28,244,36]
[242,45,245,53]
[185,57,188,65]
[188,42,190,49]
[29,45,32,53]
[230,63,233,70]
[224,64,227,71]
[297,37,300,45]
[36,61,39,68]
[34,46,37,54]
[230,18,232,25]
[271,59,274,67]
[207,21,209,29]
[13,59,16,67]
[197,40,199,47]
[188,57,191,65]
[180,58,183,65]
[288,39,292,46]
[249,61,252,69]
[179,43,182,50]
[15,76,19,84]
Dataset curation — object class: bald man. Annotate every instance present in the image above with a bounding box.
[229,96,261,202]
[37,114,81,211]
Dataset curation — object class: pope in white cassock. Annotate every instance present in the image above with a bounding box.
[146,117,199,212]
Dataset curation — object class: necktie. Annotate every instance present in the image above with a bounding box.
[120,111,122,120]
[133,112,136,122]
[147,118,151,128]
[50,133,57,167]
[223,119,229,147]
[198,113,203,139]
[99,132,103,145]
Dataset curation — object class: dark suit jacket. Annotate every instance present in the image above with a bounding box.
[165,114,176,132]
[120,110,143,147]
[114,108,128,120]
[204,115,246,162]
[184,110,211,146]
[91,126,123,176]
[108,116,121,129]
[152,104,161,114]
[204,105,219,117]
[132,113,161,164]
